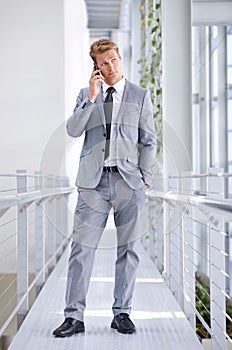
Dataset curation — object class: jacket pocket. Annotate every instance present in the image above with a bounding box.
[80,148,92,158]
[127,155,139,165]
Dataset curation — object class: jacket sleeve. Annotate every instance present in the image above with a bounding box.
[66,89,94,138]
[138,89,157,187]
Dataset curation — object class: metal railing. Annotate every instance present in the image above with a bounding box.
[145,167,232,350]
[0,170,75,338]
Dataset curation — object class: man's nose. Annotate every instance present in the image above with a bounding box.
[108,61,114,70]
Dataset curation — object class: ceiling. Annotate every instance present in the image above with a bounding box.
[84,0,122,38]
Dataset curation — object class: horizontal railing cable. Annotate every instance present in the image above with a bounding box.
[0,232,17,245]
[0,230,70,337]
[146,168,232,348]
[0,246,17,264]
[0,170,74,339]
[0,277,17,300]
[0,217,17,228]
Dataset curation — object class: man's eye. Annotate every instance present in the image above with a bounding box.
[111,58,116,63]
[102,62,106,67]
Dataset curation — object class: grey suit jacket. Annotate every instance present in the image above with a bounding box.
[66,79,157,190]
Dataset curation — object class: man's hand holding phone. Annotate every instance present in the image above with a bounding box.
[94,64,101,75]
[88,64,104,101]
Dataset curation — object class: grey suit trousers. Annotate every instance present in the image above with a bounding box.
[64,171,148,322]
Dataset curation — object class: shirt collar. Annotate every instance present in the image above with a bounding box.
[102,77,125,94]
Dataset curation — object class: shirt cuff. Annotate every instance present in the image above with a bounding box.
[81,97,94,109]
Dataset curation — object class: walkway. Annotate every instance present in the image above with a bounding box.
[8,238,203,350]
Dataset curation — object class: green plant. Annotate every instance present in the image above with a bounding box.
[195,280,232,340]
[195,281,211,339]
[139,0,162,163]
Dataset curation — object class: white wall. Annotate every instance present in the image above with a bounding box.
[0,0,90,179]
[131,0,142,85]
[162,0,193,177]
[0,0,62,174]
[0,0,90,273]
[63,0,90,186]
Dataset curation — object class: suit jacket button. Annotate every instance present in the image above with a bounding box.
[103,133,106,137]
[102,148,105,152]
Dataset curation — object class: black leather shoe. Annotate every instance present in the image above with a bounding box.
[111,313,136,334]
[53,318,85,337]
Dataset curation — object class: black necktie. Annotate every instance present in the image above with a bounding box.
[104,87,115,160]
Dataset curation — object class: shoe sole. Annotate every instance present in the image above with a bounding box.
[111,323,135,334]
[53,328,85,337]
[117,328,135,334]
[111,323,117,329]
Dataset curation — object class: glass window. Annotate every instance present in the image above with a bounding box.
[210,26,220,168]
[227,26,232,198]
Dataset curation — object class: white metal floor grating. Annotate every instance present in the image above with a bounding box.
[8,240,203,350]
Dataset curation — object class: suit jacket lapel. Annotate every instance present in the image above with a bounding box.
[121,79,129,103]
[94,80,131,127]
[117,79,129,120]
[95,89,105,126]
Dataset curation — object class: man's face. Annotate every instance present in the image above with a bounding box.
[95,49,122,86]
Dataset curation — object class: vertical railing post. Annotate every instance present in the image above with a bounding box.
[156,176,165,272]
[208,167,226,350]
[16,169,28,328]
[147,191,156,263]
[156,199,164,272]
[34,171,45,295]
[55,176,63,260]
[169,174,182,302]
[46,175,56,274]
[163,174,170,284]
[182,171,196,330]
[151,176,164,270]
[62,176,69,250]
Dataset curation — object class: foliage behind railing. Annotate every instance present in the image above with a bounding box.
[139,0,162,160]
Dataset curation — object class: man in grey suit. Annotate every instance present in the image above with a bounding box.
[53,38,156,337]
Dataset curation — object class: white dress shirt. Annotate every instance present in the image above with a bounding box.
[102,77,126,167]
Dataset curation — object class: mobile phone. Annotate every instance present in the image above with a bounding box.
[94,64,100,75]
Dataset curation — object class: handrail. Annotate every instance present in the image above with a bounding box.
[169,172,232,179]
[148,190,232,217]
[145,167,232,349]
[0,240,66,337]
[0,187,75,210]
[0,170,75,339]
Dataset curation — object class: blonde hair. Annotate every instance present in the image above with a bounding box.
[89,38,119,62]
